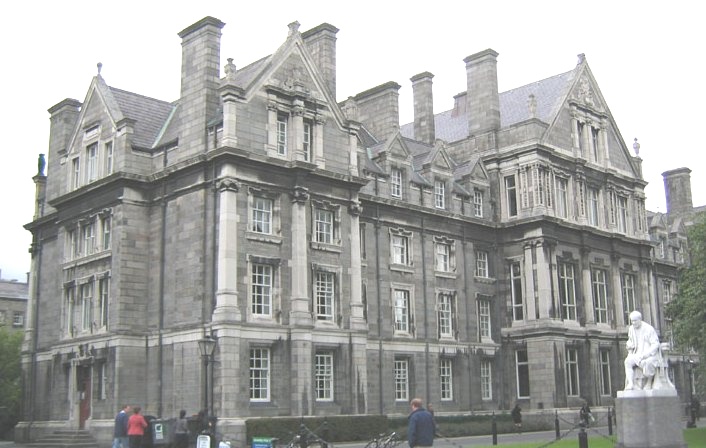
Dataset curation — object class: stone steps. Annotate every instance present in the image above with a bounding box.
[27,429,100,448]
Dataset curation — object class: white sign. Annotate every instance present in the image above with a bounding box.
[197,435,211,448]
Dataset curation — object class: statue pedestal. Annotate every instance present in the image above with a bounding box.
[615,389,686,448]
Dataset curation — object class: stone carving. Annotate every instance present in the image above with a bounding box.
[623,310,674,391]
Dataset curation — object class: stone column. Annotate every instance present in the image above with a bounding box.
[219,58,243,148]
[290,186,312,326]
[611,254,625,327]
[523,241,537,321]
[348,199,366,330]
[535,239,553,319]
[581,248,594,325]
[314,116,326,168]
[213,166,241,322]
[292,100,304,161]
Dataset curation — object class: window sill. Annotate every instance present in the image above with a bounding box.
[246,232,282,245]
[474,276,496,285]
[435,271,457,279]
[310,242,342,253]
[63,250,112,269]
[391,264,414,274]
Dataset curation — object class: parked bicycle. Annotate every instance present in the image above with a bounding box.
[365,431,401,448]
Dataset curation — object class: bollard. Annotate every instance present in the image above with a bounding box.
[299,423,308,448]
[555,410,560,440]
[607,407,613,435]
[491,412,497,446]
[321,418,330,448]
[578,424,588,448]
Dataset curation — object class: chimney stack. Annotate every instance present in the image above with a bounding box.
[411,72,435,145]
[353,81,401,143]
[177,16,225,160]
[302,23,339,98]
[663,168,693,214]
[464,49,500,136]
[47,99,81,202]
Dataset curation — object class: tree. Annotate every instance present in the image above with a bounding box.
[666,212,706,395]
[0,327,23,439]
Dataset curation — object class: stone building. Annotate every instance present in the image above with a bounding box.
[19,16,700,443]
[0,274,28,332]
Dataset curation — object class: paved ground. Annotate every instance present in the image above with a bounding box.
[2,418,703,448]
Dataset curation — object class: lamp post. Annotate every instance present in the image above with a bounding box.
[198,334,217,417]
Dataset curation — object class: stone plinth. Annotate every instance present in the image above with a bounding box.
[615,389,686,448]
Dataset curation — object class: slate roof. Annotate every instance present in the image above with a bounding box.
[0,280,28,300]
[401,70,574,142]
[109,87,176,150]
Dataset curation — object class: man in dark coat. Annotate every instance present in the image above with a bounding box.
[408,398,435,448]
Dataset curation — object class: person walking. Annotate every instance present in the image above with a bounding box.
[511,404,522,433]
[579,401,593,427]
[175,409,189,448]
[112,405,131,448]
[408,398,435,448]
[127,406,148,448]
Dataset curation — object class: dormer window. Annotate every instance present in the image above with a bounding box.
[473,190,483,217]
[303,119,313,162]
[86,143,98,183]
[71,158,81,190]
[434,180,445,209]
[391,168,402,198]
[276,113,288,155]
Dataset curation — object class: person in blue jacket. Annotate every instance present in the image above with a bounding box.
[408,398,435,448]
[112,404,131,448]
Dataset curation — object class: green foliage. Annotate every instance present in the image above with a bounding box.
[0,327,23,439]
[666,213,706,394]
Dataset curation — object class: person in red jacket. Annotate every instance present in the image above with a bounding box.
[127,406,148,448]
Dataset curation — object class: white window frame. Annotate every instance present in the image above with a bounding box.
[249,347,270,402]
[315,270,336,322]
[475,250,489,278]
[434,180,445,209]
[510,261,524,321]
[480,359,493,400]
[621,273,636,325]
[390,168,402,198]
[251,196,273,234]
[592,268,608,324]
[251,263,273,317]
[394,358,409,401]
[516,349,530,398]
[315,351,334,401]
[390,229,412,266]
[303,119,313,162]
[104,141,114,175]
[393,288,411,334]
[663,280,672,303]
[505,175,518,217]
[80,282,93,332]
[617,195,628,233]
[587,187,599,226]
[71,157,81,190]
[436,242,450,272]
[64,286,75,337]
[599,349,611,396]
[314,207,334,244]
[473,190,483,217]
[101,215,111,251]
[276,113,288,155]
[86,142,98,183]
[440,358,453,401]
[478,299,491,339]
[555,177,568,218]
[565,348,580,397]
[437,292,455,338]
[98,277,109,328]
[559,262,577,321]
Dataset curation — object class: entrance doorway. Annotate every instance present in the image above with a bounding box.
[77,365,91,429]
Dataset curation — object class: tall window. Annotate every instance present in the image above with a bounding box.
[565,348,580,396]
[599,350,611,396]
[435,242,450,272]
[252,197,273,234]
[555,177,568,218]
[82,221,95,256]
[315,352,334,401]
[391,233,410,265]
[104,141,114,175]
[434,180,445,209]
[505,175,518,217]
[101,215,112,251]
[587,188,599,226]
[394,358,409,401]
[251,264,273,316]
[98,363,108,400]
[390,168,402,198]
[303,120,313,162]
[80,282,93,332]
[249,348,270,401]
[592,268,608,324]
[440,358,453,401]
[314,208,334,244]
[617,195,628,233]
[315,271,335,321]
[663,280,672,303]
[438,292,454,338]
[98,277,109,328]
[510,262,524,321]
[481,360,493,400]
[86,143,98,183]
[65,287,75,336]
[591,127,600,162]
[276,113,288,155]
[516,350,530,398]
[67,228,78,260]
[475,250,489,278]
[478,299,491,339]
[72,157,81,189]
[473,190,483,217]
[621,273,636,325]
[558,263,577,321]
[393,289,410,333]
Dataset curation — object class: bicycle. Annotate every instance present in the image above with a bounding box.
[365,431,401,448]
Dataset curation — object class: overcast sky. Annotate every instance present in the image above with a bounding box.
[1,1,703,281]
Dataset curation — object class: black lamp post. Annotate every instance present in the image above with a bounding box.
[198,334,217,417]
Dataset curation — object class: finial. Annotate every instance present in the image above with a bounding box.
[577,53,585,65]
[224,58,237,80]
[633,138,640,156]
[288,21,300,36]
[97,62,102,75]
[528,93,537,118]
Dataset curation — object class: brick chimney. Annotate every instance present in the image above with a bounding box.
[411,72,435,145]
[663,168,693,214]
[353,81,401,143]
[177,16,225,160]
[302,23,339,98]
[464,49,500,136]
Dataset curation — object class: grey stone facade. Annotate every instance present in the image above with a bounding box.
[18,15,700,445]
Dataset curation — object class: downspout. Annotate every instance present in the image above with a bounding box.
[421,216,430,402]
[374,204,383,414]
[28,231,42,434]
[157,149,168,417]
[462,226,473,410]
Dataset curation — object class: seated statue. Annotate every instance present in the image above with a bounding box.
[624,310,673,391]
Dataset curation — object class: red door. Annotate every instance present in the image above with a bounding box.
[78,366,91,429]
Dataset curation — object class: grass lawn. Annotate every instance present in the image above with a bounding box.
[469,426,705,448]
